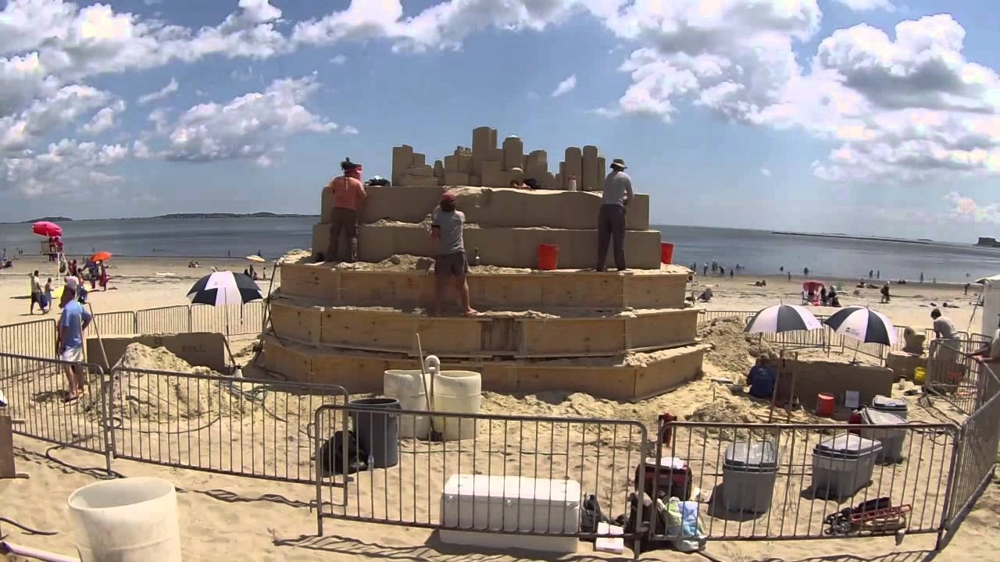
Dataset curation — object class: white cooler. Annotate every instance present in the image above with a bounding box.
[440,474,581,553]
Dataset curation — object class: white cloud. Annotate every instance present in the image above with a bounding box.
[328,55,348,65]
[945,191,1000,224]
[341,125,360,135]
[1,138,129,197]
[1,84,111,150]
[80,100,126,135]
[551,74,577,98]
[832,0,896,11]
[760,167,771,177]
[137,78,179,105]
[156,73,337,163]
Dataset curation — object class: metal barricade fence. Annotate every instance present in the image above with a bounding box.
[943,382,1000,543]
[312,404,648,555]
[136,305,190,335]
[92,310,137,336]
[0,352,111,472]
[0,319,56,361]
[190,301,265,336]
[924,339,997,415]
[651,420,958,542]
[107,366,348,484]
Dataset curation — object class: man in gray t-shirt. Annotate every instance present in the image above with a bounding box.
[430,192,477,317]
[597,158,634,271]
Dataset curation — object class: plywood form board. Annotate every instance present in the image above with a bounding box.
[413,317,487,355]
[337,270,425,307]
[261,337,314,383]
[628,309,700,349]
[539,273,624,308]
[632,345,708,400]
[270,301,323,344]
[522,317,627,355]
[624,274,687,309]
[468,275,544,309]
[312,353,386,393]
[280,264,340,301]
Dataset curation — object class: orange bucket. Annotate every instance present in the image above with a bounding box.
[816,393,835,417]
[660,242,675,264]
[537,244,559,270]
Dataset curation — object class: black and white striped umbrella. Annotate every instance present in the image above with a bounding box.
[187,272,262,306]
[823,306,897,346]
[745,304,822,334]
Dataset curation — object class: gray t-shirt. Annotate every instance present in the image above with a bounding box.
[432,209,465,255]
[602,171,633,206]
[934,317,959,340]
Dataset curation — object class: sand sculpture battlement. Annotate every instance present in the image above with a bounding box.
[264,129,706,400]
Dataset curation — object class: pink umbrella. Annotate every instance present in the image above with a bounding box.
[32,221,62,237]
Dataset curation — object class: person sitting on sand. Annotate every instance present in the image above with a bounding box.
[57,285,93,402]
[429,191,477,317]
[820,286,828,306]
[697,287,713,302]
[828,286,840,307]
[747,355,777,399]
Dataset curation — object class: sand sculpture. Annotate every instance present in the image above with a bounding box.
[261,128,707,400]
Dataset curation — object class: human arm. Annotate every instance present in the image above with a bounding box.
[429,208,441,240]
[81,307,93,331]
[624,176,634,205]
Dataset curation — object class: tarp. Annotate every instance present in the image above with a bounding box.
[977,275,1000,335]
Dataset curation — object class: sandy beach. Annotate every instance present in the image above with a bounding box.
[1,255,998,562]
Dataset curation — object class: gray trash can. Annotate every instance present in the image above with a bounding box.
[871,395,908,419]
[723,441,779,513]
[860,407,907,463]
[812,434,882,498]
[350,398,400,469]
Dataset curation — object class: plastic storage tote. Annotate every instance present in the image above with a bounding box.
[860,407,907,463]
[722,441,779,513]
[871,395,908,420]
[811,434,883,498]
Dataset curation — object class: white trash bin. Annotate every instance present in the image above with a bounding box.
[67,477,181,562]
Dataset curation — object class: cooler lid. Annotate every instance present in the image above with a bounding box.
[814,434,882,458]
[861,407,906,426]
[642,457,688,470]
[443,474,581,503]
[724,441,778,469]
[871,395,907,410]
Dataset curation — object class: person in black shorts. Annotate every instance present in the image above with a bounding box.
[429,192,477,317]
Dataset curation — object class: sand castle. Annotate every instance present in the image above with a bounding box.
[261,127,708,400]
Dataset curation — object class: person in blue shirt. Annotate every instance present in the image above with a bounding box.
[57,286,93,402]
[746,354,777,400]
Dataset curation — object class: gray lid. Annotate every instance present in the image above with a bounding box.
[871,395,907,409]
[861,407,905,426]
[814,434,882,459]
[724,441,778,470]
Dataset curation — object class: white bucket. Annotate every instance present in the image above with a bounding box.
[383,369,430,439]
[432,370,482,441]
[67,477,181,562]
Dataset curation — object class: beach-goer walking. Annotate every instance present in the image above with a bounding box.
[730,269,734,279]
[719,265,726,277]
[429,192,477,317]
[920,272,924,283]
[325,158,367,263]
[880,283,891,303]
[57,286,93,402]
[869,270,873,279]
[596,158,633,272]
[41,278,53,313]
[965,283,970,295]
[703,263,708,276]
[803,266,810,276]
[787,272,791,281]
[876,270,880,279]
[29,270,42,314]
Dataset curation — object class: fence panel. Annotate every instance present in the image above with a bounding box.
[190,301,265,336]
[108,366,347,484]
[0,352,110,468]
[313,405,648,554]
[92,310,136,336]
[136,305,190,335]
[0,319,56,361]
[944,387,1000,542]
[649,420,957,542]
[925,340,999,415]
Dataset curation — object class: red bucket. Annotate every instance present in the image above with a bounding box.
[816,393,835,417]
[538,244,559,270]
[660,242,674,264]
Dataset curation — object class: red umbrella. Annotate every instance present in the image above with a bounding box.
[32,221,62,237]
[90,251,112,263]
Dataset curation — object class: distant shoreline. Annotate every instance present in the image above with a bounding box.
[772,231,939,246]
[5,212,318,224]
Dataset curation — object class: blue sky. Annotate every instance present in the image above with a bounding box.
[2,0,1000,243]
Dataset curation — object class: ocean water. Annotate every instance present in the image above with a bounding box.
[2,218,999,283]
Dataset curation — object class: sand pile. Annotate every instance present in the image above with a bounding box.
[108,344,248,421]
[277,249,311,265]
[697,316,775,373]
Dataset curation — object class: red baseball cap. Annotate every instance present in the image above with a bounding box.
[441,191,457,203]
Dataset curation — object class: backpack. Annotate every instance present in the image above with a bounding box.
[318,430,369,476]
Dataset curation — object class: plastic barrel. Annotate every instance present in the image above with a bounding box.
[432,370,482,441]
[383,369,430,439]
[816,393,835,417]
[67,477,181,562]
[537,244,559,270]
[660,243,675,264]
[350,397,401,468]
[914,367,927,385]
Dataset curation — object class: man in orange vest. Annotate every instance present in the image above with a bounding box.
[325,158,367,262]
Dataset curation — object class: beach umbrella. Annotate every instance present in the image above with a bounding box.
[823,306,897,346]
[745,304,822,334]
[187,271,262,306]
[32,221,62,237]
[90,251,112,263]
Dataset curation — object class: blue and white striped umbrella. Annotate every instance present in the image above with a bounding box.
[823,306,897,346]
[745,304,822,334]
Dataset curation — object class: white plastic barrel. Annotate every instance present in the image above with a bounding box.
[383,369,430,439]
[432,370,482,441]
[67,477,181,562]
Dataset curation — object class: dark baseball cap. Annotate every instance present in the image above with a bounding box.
[441,191,457,203]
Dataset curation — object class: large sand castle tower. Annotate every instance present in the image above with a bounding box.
[261,128,707,400]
